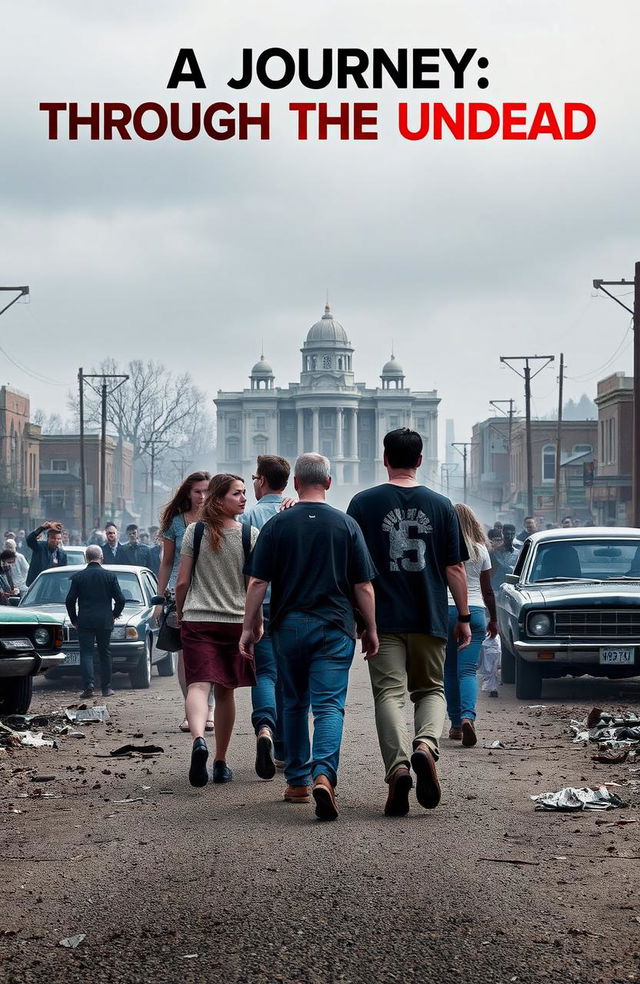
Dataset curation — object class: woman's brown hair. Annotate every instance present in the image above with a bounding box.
[200,474,244,551]
[159,471,211,533]
[454,503,488,562]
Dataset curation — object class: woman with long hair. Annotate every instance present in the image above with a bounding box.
[444,503,498,747]
[156,471,211,731]
[175,474,259,787]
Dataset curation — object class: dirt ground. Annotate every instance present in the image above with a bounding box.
[1,659,640,984]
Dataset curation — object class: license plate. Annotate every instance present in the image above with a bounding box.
[600,647,635,665]
[63,652,81,666]
[1,637,33,651]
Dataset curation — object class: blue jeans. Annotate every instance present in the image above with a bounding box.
[271,612,355,788]
[251,612,285,761]
[444,606,487,725]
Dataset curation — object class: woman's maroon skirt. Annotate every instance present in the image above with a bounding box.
[181,621,256,689]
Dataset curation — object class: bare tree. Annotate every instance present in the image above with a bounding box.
[32,410,69,434]
[68,359,206,459]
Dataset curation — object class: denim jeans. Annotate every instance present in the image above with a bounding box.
[271,611,355,788]
[444,606,487,725]
[78,627,113,691]
[251,611,285,761]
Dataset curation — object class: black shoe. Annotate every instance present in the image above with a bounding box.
[384,767,413,817]
[212,760,233,783]
[79,688,94,699]
[410,744,441,810]
[188,737,209,787]
[102,687,115,697]
[255,731,276,780]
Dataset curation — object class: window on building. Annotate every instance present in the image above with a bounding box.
[542,444,556,482]
[322,355,331,370]
[573,444,593,456]
[338,357,344,370]
[255,438,267,455]
[255,415,266,432]
[416,416,426,430]
[226,438,240,462]
[227,416,239,433]
[321,412,333,428]
[50,459,68,471]
[42,489,66,510]
[389,415,399,429]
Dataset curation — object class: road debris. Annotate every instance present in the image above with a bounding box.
[65,706,110,723]
[531,785,628,811]
[477,857,540,866]
[109,743,164,757]
[59,934,86,948]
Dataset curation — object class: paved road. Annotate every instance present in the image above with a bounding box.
[2,661,640,984]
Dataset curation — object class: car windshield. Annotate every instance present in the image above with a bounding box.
[22,571,145,606]
[528,539,640,583]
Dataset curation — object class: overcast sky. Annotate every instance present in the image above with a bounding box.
[1,1,638,472]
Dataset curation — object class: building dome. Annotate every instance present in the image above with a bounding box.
[381,354,404,376]
[305,304,349,346]
[251,356,273,376]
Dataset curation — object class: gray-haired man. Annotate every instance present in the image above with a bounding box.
[241,453,378,821]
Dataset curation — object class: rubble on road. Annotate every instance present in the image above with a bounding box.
[569,708,640,749]
[1,702,110,750]
[532,785,628,811]
[64,706,110,723]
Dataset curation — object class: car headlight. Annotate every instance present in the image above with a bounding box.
[34,627,50,647]
[528,612,553,636]
[111,626,125,641]
[125,627,139,640]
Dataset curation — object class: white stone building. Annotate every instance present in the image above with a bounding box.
[214,304,439,501]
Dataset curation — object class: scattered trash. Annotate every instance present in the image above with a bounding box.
[20,732,56,748]
[112,797,145,804]
[477,857,540,866]
[528,705,547,710]
[592,749,633,764]
[179,954,198,959]
[65,706,110,724]
[479,635,501,694]
[109,744,164,757]
[532,786,628,811]
[53,725,86,738]
[30,774,56,782]
[490,740,506,749]
[59,934,86,948]
[4,713,52,729]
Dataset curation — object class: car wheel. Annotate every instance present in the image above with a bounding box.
[156,648,178,677]
[0,676,33,715]
[515,656,542,700]
[129,640,152,689]
[501,639,516,685]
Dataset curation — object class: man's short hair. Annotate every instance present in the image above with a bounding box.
[524,515,535,523]
[126,524,138,534]
[502,523,516,534]
[487,528,501,540]
[0,549,16,562]
[294,453,330,487]
[85,545,103,562]
[383,428,423,469]
[257,455,290,492]
[47,526,62,537]
[105,522,118,531]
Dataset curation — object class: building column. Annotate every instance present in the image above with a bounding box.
[242,412,249,462]
[297,410,304,455]
[312,408,320,451]
[336,407,344,458]
[351,408,359,484]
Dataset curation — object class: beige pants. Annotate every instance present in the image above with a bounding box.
[368,633,446,781]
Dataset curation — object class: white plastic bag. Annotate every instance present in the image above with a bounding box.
[479,634,501,693]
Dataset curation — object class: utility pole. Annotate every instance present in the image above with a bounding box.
[78,368,86,541]
[78,371,129,533]
[0,285,29,317]
[500,356,555,517]
[452,442,476,501]
[554,354,565,524]
[489,399,517,505]
[593,266,640,527]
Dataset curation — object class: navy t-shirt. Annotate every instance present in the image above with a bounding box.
[245,502,377,639]
[346,484,468,639]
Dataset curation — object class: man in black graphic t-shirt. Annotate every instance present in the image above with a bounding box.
[347,428,471,818]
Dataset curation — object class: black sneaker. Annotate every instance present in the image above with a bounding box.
[79,688,94,699]
[188,737,209,787]
[255,731,276,780]
[212,760,233,783]
[410,744,441,809]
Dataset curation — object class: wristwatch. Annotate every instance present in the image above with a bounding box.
[457,613,471,623]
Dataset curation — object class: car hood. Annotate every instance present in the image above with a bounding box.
[17,603,144,626]
[519,581,640,607]
[0,606,66,625]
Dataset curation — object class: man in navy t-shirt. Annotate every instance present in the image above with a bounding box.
[347,428,471,818]
[241,453,378,821]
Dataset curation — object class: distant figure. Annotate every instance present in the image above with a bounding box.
[0,550,20,603]
[517,515,538,542]
[561,516,573,528]
[148,535,162,577]
[117,524,152,568]
[65,545,125,698]
[26,521,68,586]
[4,539,28,593]
[102,522,125,565]
[14,529,27,557]
[490,524,520,592]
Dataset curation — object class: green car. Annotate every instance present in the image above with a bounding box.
[0,607,67,715]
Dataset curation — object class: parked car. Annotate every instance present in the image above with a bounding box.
[19,565,174,689]
[0,607,67,714]
[64,546,87,565]
[497,527,640,699]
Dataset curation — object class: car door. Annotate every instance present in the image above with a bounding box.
[141,571,160,658]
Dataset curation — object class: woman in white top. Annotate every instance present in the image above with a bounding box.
[444,503,498,748]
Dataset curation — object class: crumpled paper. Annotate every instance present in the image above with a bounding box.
[531,785,627,811]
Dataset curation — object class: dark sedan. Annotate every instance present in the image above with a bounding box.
[497,528,640,699]
[19,565,176,688]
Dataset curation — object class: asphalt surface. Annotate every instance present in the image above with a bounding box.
[2,660,640,984]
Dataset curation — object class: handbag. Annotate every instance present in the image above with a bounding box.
[156,522,207,652]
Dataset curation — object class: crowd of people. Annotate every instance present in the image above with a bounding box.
[4,429,579,820]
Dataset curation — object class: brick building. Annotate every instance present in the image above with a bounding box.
[0,386,41,533]
[592,372,633,525]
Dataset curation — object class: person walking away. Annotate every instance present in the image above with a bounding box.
[65,546,125,698]
[346,428,471,818]
[4,539,28,593]
[241,453,378,821]
[156,472,211,732]
[117,525,151,567]
[444,504,498,747]
[240,454,291,779]
[175,474,259,787]
[26,521,68,586]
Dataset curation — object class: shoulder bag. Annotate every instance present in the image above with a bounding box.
[156,522,206,652]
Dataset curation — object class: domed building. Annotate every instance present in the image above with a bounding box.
[215,303,439,498]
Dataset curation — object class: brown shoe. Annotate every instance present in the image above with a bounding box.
[384,766,413,817]
[410,742,441,809]
[283,785,310,803]
[461,718,477,747]
[449,726,463,740]
[312,775,339,821]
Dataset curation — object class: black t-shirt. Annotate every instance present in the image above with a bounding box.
[245,502,377,639]
[346,484,468,639]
